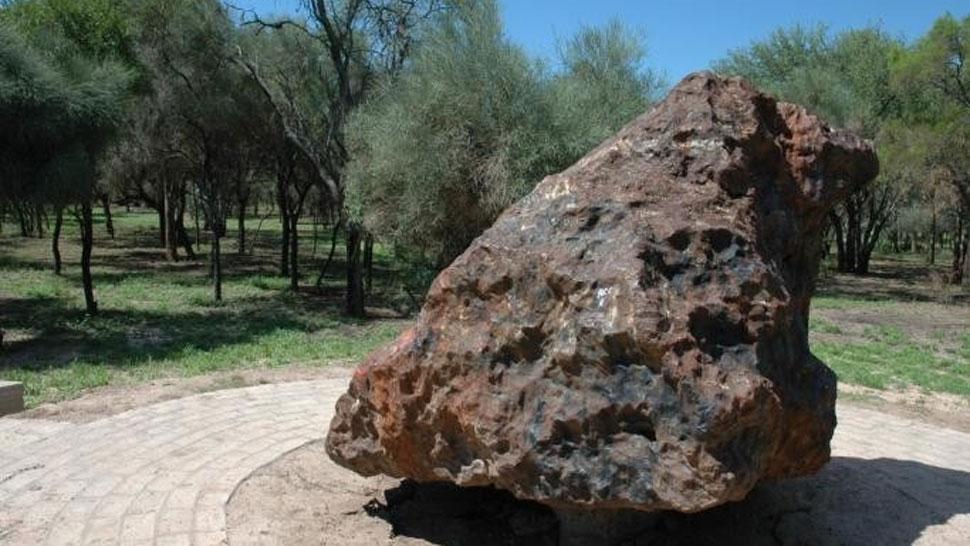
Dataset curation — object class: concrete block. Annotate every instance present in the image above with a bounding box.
[0,381,25,416]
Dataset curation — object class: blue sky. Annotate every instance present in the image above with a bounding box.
[242,0,969,83]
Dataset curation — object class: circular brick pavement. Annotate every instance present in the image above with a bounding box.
[1,376,968,545]
[0,379,345,546]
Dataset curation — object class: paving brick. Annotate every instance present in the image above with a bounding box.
[2,376,965,544]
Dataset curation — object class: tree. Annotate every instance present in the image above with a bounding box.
[715,25,903,275]
[237,0,445,316]
[893,14,970,282]
[547,20,663,166]
[345,5,663,270]
[237,24,330,287]
[135,0,257,301]
[0,21,131,314]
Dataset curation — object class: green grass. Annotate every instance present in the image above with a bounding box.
[811,306,970,397]
[808,315,843,334]
[3,211,969,405]
[815,340,970,396]
[0,210,407,407]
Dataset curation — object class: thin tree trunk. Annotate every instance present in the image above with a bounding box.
[289,214,299,290]
[364,234,374,296]
[157,204,166,247]
[15,202,29,236]
[346,223,365,317]
[212,233,223,302]
[830,211,847,272]
[278,179,291,277]
[163,183,178,262]
[845,199,860,273]
[930,204,937,265]
[237,196,248,256]
[52,206,64,275]
[176,220,196,259]
[954,215,967,285]
[192,187,202,252]
[176,187,196,259]
[316,222,340,288]
[80,201,98,315]
[34,205,45,239]
[101,194,115,240]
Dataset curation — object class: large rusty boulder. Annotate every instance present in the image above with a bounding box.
[326,72,878,513]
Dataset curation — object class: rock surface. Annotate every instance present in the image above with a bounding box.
[326,72,879,512]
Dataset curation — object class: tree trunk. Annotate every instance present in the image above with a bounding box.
[193,188,202,251]
[176,219,196,259]
[315,222,340,288]
[844,198,860,273]
[954,215,968,285]
[364,234,374,296]
[80,201,98,315]
[212,233,223,302]
[346,223,365,317]
[830,211,847,272]
[289,214,300,290]
[237,196,248,256]
[176,188,196,259]
[930,202,937,265]
[157,204,166,247]
[101,194,115,240]
[33,205,45,238]
[163,184,179,262]
[278,178,291,277]
[15,202,30,236]
[52,206,64,275]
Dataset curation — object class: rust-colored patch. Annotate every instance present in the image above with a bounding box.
[325,72,878,512]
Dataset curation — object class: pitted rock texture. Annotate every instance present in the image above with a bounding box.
[326,72,879,513]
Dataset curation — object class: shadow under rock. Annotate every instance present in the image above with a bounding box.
[370,457,970,546]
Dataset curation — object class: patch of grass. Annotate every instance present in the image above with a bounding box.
[960,335,970,361]
[0,210,407,407]
[814,340,970,396]
[809,316,842,334]
[862,324,907,345]
[811,295,894,311]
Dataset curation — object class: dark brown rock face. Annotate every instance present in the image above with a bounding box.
[326,72,878,513]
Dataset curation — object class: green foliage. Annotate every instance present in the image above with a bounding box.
[345,0,550,265]
[715,24,830,94]
[1,0,136,65]
[0,21,131,204]
[547,20,662,168]
[890,14,970,216]
[346,1,663,267]
[715,25,901,137]
[894,13,970,112]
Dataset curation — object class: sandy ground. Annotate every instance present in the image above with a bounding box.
[226,440,970,546]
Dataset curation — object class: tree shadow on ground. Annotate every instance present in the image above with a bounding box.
[0,290,370,372]
[370,457,970,546]
[816,257,970,305]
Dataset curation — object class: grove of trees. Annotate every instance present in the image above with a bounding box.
[715,15,970,280]
[1,0,968,322]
